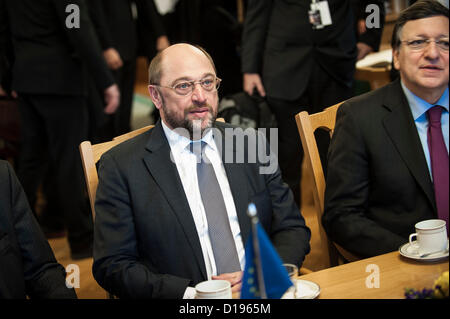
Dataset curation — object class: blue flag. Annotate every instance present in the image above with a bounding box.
[240,222,293,299]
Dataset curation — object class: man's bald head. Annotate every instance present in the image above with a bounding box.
[148,43,216,86]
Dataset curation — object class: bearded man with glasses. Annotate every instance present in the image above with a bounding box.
[323,0,449,259]
[92,43,311,299]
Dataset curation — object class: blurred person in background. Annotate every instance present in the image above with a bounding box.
[0,0,120,259]
[241,0,385,207]
[151,0,245,123]
[88,0,169,140]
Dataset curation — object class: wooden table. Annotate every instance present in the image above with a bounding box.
[298,251,448,299]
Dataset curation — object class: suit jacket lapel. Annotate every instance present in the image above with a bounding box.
[214,124,252,246]
[382,81,436,211]
[142,121,207,279]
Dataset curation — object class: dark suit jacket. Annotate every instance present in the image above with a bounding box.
[93,121,311,299]
[0,0,113,96]
[323,79,438,258]
[87,0,166,62]
[0,160,77,299]
[241,0,385,100]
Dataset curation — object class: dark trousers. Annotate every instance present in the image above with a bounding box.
[267,63,353,207]
[87,78,111,144]
[112,59,137,136]
[16,94,93,249]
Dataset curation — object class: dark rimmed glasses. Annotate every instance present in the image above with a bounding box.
[401,38,449,51]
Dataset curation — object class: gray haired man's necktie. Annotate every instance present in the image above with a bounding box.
[190,141,241,274]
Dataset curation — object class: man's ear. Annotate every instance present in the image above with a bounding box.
[393,48,401,71]
[148,85,162,110]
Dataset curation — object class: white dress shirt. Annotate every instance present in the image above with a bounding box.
[161,121,245,298]
[153,0,179,15]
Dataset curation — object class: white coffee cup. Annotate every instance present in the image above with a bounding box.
[408,219,448,255]
[195,280,232,299]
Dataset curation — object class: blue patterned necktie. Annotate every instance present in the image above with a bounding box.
[190,141,241,274]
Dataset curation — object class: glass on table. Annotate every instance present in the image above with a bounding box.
[283,263,298,298]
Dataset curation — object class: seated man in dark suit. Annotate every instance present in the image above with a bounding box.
[93,43,311,299]
[0,160,77,299]
[323,0,448,258]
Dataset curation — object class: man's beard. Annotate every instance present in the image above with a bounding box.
[162,98,218,139]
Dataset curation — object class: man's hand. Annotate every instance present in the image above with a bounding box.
[103,84,120,114]
[103,48,123,70]
[357,19,366,35]
[356,42,374,61]
[243,73,266,97]
[156,35,170,52]
[0,85,18,98]
[0,85,7,96]
[212,271,243,293]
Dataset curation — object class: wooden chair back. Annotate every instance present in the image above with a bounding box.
[79,125,154,220]
[295,102,359,268]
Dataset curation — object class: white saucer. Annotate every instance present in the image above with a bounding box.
[282,280,320,299]
[399,240,449,262]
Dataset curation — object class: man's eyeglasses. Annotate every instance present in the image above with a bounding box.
[401,38,449,51]
[152,77,222,96]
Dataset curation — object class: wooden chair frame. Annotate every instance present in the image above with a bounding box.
[79,125,154,220]
[296,102,359,269]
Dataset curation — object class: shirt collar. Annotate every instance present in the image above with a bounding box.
[161,120,217,153]
[401,81,449,121]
